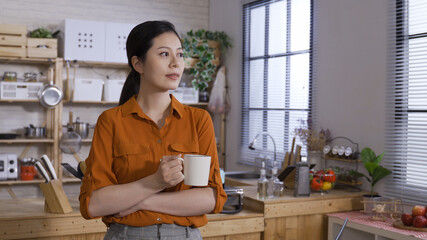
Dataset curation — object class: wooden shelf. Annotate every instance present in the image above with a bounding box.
[336,180,363,186]
[323,156,361,163]
[63,100,118,105]
[0,99,40,103]
[0,57,60,65]
[63,100,208,106]
[0,179,45,185]
[62,177,81,183]
[73,60,129,69]
[0,138,55,144]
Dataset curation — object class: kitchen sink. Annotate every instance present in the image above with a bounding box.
[225,171,261,179]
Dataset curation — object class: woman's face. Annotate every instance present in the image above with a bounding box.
[137,32,185,92]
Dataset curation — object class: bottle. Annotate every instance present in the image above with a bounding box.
[268,161,280,198]
[257,161,268,200]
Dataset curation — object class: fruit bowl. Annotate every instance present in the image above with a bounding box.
[310,169,336,194]
[394,205,427,231]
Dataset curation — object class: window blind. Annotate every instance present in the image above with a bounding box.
[384,0,427,205]
[241,0,312,168]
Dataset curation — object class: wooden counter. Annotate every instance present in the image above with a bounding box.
[0,198,264,240]
[239,184,367,240]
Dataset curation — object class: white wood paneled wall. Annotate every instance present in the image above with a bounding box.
[0,0,209,34]
[0,0,210,199]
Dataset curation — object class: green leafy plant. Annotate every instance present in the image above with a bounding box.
[354,147,391,197]
[29,28,55,38]
[182,29,232,91]
[202,30,232,53]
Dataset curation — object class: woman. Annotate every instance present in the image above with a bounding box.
[79,21,227,239]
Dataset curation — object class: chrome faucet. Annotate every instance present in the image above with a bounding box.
[248,132,277,165]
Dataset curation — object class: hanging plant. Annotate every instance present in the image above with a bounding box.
[182,29,232,92]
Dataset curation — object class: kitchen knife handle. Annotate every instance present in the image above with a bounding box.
[41,154,57,180]
[35,161,50,183]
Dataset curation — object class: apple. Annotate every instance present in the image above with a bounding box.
[401,213,413,226]
[413,216,427,228]
[412,205,426,216]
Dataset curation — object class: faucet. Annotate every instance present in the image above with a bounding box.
[248,132,277,165]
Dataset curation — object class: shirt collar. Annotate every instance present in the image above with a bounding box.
[121,94,184,119]
[170,94,184,119]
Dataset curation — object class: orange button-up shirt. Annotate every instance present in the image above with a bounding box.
[79,95,226,227]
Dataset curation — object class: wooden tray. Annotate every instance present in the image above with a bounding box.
[393,221,427,232]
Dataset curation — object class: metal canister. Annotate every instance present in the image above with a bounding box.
[3,72,17,82]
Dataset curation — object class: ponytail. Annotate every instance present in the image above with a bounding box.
[119,69,140,105]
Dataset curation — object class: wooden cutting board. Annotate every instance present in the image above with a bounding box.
[393,221,427,232]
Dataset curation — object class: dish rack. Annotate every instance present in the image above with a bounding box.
[322,136,362,190]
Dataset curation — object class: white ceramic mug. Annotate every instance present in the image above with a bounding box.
[178,154,211,186]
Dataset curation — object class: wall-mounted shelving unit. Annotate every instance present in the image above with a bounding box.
[0,57,63,199]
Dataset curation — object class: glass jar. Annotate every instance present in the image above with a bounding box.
[24,72,38,82]
[3,72,17,82]
[19,158,37,181]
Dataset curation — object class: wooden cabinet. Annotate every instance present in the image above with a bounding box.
[237,184,367,240]
[0,198,264,240]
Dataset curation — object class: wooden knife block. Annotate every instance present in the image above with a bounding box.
[283,169,296,189]
[39,179,73,214]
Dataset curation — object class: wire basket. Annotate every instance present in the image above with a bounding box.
[361,197,403,221]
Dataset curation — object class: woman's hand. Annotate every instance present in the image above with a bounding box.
[154,154,184,189]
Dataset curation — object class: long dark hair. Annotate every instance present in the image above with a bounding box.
[119,21,180,105]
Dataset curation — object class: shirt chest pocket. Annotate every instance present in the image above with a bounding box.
[169,142,200,155]
[113,142,154,182]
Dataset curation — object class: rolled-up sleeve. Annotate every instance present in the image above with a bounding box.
[79,112,117,219]
[197,110,227,213]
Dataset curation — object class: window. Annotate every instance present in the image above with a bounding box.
[241,0,312,167]
[384,0,427,204]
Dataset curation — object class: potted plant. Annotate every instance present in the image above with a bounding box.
[354,147,391,197]
[353,147,392,214]
[27,27,59,58]
[181,29,232,102]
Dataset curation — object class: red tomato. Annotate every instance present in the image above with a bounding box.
[324,169,336,182]
[311,177,323,191]
[314,170,325,178]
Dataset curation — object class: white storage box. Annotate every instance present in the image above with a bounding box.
[105,22,135,63]
[73,79,103,102]
[170,87,199,103]
[103,79,125,102]
[0,82,43,100]
[58,19,106,62]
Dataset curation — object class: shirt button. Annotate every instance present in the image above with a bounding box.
[157,139,162,143]
[157,218,161,221]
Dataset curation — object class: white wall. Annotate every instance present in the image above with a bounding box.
[209,0,389,193]
[209,0,252,172]
[0,0,210,199]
